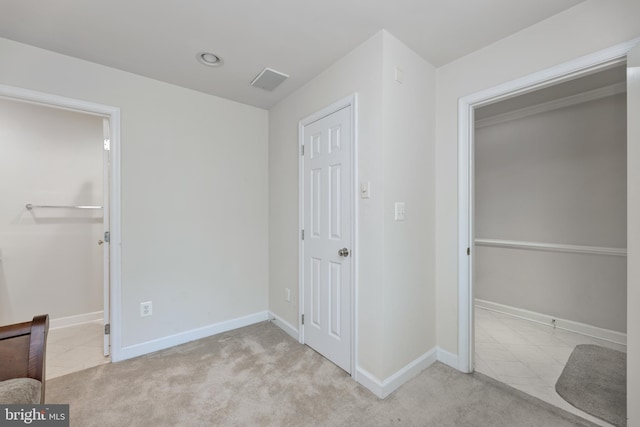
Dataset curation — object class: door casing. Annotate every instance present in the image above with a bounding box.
[457,38,640,374]
[0,84,123,362]
[102,117,111,357]
[298,94,358,376]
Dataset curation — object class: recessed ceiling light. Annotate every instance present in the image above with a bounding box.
[197,52,223,67]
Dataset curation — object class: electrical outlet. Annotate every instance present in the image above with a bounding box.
[140,301,152,317]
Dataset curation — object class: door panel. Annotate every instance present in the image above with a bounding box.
[303,105,352,373]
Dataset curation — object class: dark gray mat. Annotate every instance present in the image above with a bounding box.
[556,344,626,427]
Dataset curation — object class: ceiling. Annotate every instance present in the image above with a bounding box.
[0,0,585,109]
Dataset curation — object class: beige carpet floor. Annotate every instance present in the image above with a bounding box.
[48,321,598,426]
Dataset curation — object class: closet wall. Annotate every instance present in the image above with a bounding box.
[0,98,103,325]
[474,92,627,333]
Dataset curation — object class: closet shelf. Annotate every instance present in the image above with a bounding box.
[26,204,103,210]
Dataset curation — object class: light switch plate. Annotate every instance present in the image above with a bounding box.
[361,181,371,199]
[395,67,404,83]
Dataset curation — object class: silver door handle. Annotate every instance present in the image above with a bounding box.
[338,248,350,257]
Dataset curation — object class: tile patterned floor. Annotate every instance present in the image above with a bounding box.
[474,307,626,427]
[46,321,110,379]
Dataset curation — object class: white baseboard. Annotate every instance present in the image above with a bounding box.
[475,299,627,346]
[119,311,270,361]
[437,347,459,370]
[50,311,104,330]
[355,347,438,399]
[268,311,299,340]
[354,368,387,399]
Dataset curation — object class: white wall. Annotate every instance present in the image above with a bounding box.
[269,31,387,378]
[475,94,627,332]
[0,37,269,349]
[0,98,103,324]
[434,0,640,423]
[269,30,436,385]
[380,33,437,379]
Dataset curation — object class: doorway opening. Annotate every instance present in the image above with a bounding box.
[473,64,627,423]
[458,39,639,423]
[0,84,121,371]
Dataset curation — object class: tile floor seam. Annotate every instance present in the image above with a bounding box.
[46,322,109,380]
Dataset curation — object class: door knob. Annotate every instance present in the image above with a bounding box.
[338,248,350,257]
[98,240,104,245]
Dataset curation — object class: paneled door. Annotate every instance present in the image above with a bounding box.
[301,104,353,373]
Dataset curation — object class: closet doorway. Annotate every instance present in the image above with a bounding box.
[0,88,120,377]
[471,64,627,425]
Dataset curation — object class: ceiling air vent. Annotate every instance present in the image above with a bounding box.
[250,67,289,91]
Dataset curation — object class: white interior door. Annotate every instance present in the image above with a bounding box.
[302,105,352,373]
[102,118,111,357]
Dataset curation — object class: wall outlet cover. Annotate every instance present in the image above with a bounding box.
[140,301,153,317]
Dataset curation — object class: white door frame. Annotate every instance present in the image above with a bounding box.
[457,39,640,373]
[102,117,112,357]
[298,94,358,375]
[0,84,123,363]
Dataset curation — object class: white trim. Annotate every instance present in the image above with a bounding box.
[457,97,474,373]
[351,95,359,384]
[354,368,386,398]
[298,94,358,375]
[457,37,640,376]
[475,82,626,128]
[475,238,627,257]
[108,107,122,362]
[268,312,299,339]
[459,40,638,109]
[0,86,112,117]
[298,115,305,345]
[50,311,104,330]
[475,300,627,346]
[0,84,123,363]
[355,347,438,399]
[436,347,459,370]
[102,117,111,357]
[119,311,270,360]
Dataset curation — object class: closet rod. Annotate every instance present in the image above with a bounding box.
[26,204,103,210]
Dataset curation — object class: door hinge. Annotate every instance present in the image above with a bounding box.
[104,231,110,243]
[301,145,304,156]
[467,247,470,256]
[104,323,110,335]
[301,314,305,325]
[301,230,305,240]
